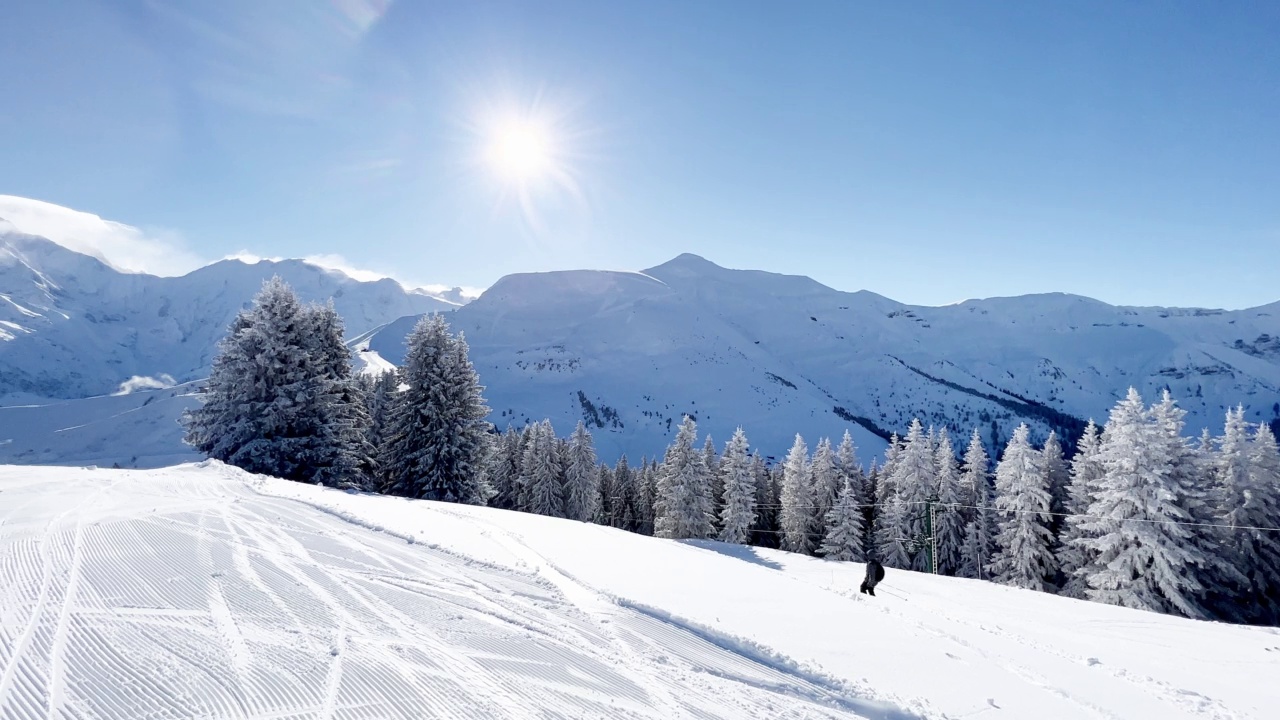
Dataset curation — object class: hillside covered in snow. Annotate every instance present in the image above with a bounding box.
[369,253,1280,462]
[0,462,1274,719]
[0,207,461,399]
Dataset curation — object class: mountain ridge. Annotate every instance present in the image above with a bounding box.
[368,253,1280,462]
[2,219,1278,466]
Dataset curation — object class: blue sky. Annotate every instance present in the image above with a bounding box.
[2,0,1277,307]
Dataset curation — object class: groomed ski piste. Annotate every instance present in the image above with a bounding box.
[1,464,1275,719]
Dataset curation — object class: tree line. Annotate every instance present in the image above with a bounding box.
[186,279,1280,625]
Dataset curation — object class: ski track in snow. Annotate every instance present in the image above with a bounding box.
[0,467,902,719]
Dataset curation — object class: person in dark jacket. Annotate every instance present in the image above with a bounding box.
[859,559,885,596]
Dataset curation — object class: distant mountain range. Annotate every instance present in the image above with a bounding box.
[2,201,1278,467]
[365,253,1280,463]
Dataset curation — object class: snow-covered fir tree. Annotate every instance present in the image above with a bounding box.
[1078,390,1213,617]
[879,433,903,502]
[300,301,376,489]
[718,428,756,544]
[185,277,363,487]
[1214,407,1280,623]
[596,464,614,525]
[654,417,714,539]
[1042,431,1070,534]
[609,455,638,531]
[810,438,840,529]
[1058,420,1103,597]
[636,458,657,536]
[521,420,565,517]
[863,461,881,558]
[835,430,865,503]
[489,427,524,510]
[882,419,934,571]
[875,492,912,569]
[703,435,722,531]
[1149,391,1245,618]
[363,369,400,455]
[989,424,1058,591]
[749,452,780,548]
[380,314,491,503]
[780,434,816,554]
[1241,422,1280,623]
[933,428,966,575]
[562,421,601,522]
[819,476,866,562]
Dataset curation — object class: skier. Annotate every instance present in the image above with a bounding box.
[859,559,885,596]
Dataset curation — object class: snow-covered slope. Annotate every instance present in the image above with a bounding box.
[0,229,460,398]
[368,254,1280,462]
[1,463,1274,719]
[0,383,201,468]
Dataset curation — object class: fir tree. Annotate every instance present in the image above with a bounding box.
[810,438,840,529]
[1214,408,1280,623]
[1042,431,1070,535]
[489,427,524,510]
[820,476,866,562]
[610,455,638,531]
[933,428,966,575]
[636,458,657,536]
[1081,389,1212,617]
[1242,422,1280,623]
[381,315,491,503]
[884,419,934,571]
[863,461,881,559]
[749,452,780,548]
[1151,392,1245,617]
[1058,420,1103,597]
[596,464,614,525]
[364,369,400,453]
[879,433,903,502]
[563,421,601,522]
[958,428,994,579]
[655,417,714,539]
[303,302,376,489]
[780,434,816,554]
[989,424,1058,591]
[522,420,565,517]
[184,277,353,486]
[718,428,756,544]
[703,435,722,532]
[836,429,866,509]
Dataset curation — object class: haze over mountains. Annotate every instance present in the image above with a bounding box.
[2,199,1279,467]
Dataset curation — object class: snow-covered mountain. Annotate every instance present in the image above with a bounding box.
[0,229,461,398]
[1,463,1273,719]
[3,215,1278,467]
[370,253,1280,462]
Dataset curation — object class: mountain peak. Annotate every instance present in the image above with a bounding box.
[643,253,723,276]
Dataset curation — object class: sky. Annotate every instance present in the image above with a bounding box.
[1,0,1277,308]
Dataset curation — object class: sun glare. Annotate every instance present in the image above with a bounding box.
[487,121,553,183]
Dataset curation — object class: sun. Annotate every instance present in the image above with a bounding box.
[486,120,553,183]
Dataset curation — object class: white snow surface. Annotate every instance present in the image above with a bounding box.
[0,383,201,468]
[1,463,1275,719]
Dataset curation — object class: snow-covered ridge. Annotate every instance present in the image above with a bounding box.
[0,462,1272,719]
[0,229,461,399]
[371,255,1280,462]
